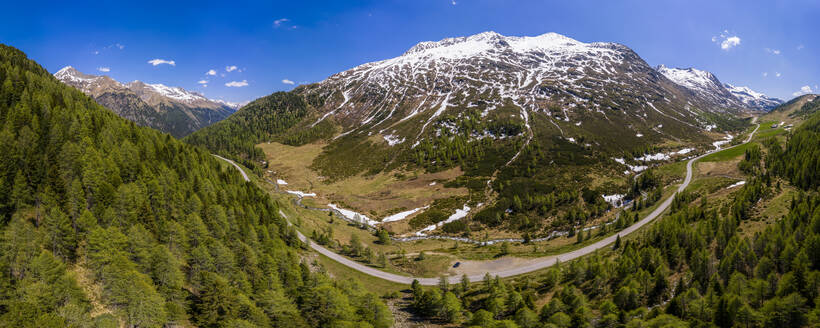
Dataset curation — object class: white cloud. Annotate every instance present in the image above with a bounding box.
[765,48,781,55]
[793,85,813,97]
[797,44,805,50]
[776,72,782,78]
[721,36,741,50]
[115,43,125,50]
[226,65,238,72]
[225,80,248,87]
[762,72,768,77]
[148,59,175,66]
[451,0,457,4]
[93,50,100,55]
[206,69,217,76]
[712,31,741,51]
[97,67,110,72]
[282,79,295,85]
[274,18,289,28]
[198,80,208,84]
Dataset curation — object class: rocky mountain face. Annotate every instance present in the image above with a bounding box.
[192,31,760,178]
[655,65,782,111]
[54,66,237,137]
[654,65,747,110]
[296,32,740,154]
[724,83,783,111]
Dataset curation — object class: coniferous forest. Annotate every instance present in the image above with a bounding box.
[0,45,392,328]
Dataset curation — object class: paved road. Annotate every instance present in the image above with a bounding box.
[215,119,760,285]
[212,154,249,182]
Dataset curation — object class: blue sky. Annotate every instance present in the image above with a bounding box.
[1,0,817,102]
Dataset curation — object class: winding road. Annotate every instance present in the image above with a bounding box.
[215,118,760,285]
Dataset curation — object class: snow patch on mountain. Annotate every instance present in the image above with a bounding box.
[383,134,405,146]
[724,84,783,110]
[54,66,239,109]
[138,82,206,103]
[381,206,429,223]
[415,204,471,236]
[656,65,744,109]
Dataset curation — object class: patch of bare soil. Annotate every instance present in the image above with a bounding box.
[449,256,536,277]
[697,160,742,179]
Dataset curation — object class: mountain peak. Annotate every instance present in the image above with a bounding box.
[657,65,783,111]
[53,66,237,137]
[401,31,590,60]
[656,65,716,85]
[724,83,783,110]
[54,65,98,83]
[656,65,745,109]
[55,65,76,75]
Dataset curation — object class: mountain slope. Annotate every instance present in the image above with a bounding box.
[54,66,236,137]
[195,32,743,164]
[655,65,747,110]
[724,83,783,110]
[0,44,391,327]
[408,107,820,327]
[188,31,748,236]
[655,65,783,111]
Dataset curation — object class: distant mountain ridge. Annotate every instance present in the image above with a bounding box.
[724,83,784,110]
[54,66,237,137]
[655,65,782,111]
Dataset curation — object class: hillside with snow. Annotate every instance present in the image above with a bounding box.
[298,32,739,153]
[54,66,236,137]
[655,65,746,110]
[187,30,754,241]
[195,32,751,175]
[724,83,783,110]
[655,65,782,111]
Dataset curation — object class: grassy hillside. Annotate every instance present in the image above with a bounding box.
[402,108,820,327]
[0,45,391,328]
[186,86,743,240]
[184,90,331,168]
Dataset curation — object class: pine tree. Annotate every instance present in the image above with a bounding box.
[377,251,387,268]
[439,275,449,293]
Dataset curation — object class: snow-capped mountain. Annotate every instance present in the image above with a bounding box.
[655,65,746,110]
[190,31,754,216]
[296,31,737,150]
[214,99,249,110]
[655,65,782,111]
[724,84,783,111]
[54,66,236,137]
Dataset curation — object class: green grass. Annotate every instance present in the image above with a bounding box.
[654,160,687,183]
[686,176,736,195]
[700,142,754,162]
[754,127,787,140]
[313,252,409,292]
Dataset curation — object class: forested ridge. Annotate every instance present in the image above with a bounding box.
[405,110,820,327]
[184,90,329,169]
[0,45,391,327]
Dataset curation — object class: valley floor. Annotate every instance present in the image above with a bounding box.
[214,118,762,285]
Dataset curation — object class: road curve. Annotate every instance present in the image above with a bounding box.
[212,154,250,182]
[215,119,760,286]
